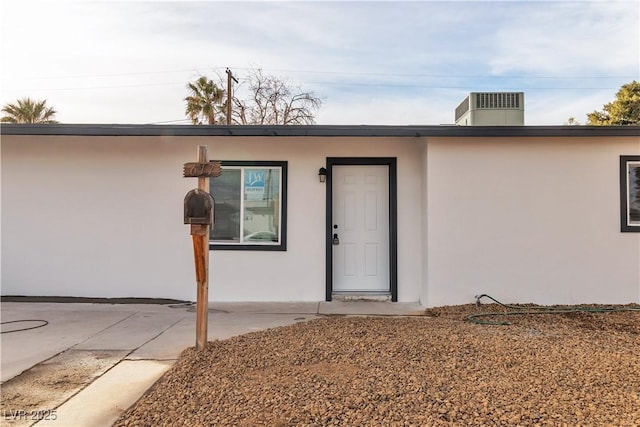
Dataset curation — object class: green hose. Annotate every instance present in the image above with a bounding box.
[467,294,640,326]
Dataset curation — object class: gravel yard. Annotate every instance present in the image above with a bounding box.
[114,304,640,426]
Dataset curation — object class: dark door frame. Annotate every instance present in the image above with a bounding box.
[325,157,398,302]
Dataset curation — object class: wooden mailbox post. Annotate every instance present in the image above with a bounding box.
[183,146,221,350]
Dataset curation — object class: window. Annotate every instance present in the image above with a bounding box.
[620,156,640,232]
[209,161,287,250]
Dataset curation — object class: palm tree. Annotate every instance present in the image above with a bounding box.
[184,76,225,125]
[1,98,58,123]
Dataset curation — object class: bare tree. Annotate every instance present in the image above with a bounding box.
[228,69,322,125]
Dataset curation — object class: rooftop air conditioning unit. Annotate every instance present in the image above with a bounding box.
[455,92,525,126]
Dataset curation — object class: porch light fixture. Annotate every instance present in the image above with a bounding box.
[318,167,327,183]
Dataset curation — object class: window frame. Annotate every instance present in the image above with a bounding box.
[620,155,640,232]
[209,160,288,251]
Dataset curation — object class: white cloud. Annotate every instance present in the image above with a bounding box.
[487,2,639,76]
[317,91,460,125]
[525,89,617,125]
[1,1,637,125]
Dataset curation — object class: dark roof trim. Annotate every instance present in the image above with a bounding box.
[1,123,639,138]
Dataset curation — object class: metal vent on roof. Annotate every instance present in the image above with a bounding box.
[475,92,520,109]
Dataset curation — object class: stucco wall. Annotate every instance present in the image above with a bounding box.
[5,132,638,306]
[1,135,424,302]
[425,136,640,306]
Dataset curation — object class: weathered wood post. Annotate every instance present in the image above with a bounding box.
[183,146,221,350]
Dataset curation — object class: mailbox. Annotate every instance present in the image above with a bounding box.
[184,188,214,225]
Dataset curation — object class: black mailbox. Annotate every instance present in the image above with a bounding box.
[184,188,214,225]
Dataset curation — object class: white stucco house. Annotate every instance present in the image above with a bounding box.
[1,124,639,307]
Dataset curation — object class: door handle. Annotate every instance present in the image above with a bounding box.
[332,233,340,245]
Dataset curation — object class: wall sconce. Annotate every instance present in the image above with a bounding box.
[318,167,327,183]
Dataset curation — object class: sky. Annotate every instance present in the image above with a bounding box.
[1,0,638,126]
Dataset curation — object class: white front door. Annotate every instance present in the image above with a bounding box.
[332,165,390,292]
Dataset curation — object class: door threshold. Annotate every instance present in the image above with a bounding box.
[332,293,391,302]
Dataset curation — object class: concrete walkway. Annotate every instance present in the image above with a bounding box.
[1,301,425,427]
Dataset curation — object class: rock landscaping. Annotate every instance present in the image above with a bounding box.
[114,304,640,426]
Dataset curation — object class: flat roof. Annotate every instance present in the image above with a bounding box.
[1,123,639,138]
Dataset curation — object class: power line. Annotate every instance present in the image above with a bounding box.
[9,81,186,92]
[1,67,216,81]
[231,67,637,80]
[10,80,624,92]
[3,66,636,83]
[146,118,192,125]
[301,81,621,91]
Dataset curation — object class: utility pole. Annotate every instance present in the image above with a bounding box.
[226,68,238,125]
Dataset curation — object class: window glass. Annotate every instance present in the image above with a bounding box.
[210,169,241,242]
[243,168,280,243]
[209,162,286,249]
[629,162,640,225]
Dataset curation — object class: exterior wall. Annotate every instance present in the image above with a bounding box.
[420,141,430,305]
[425,136,640,306]
[1,135,424,302]
[4,131,639,306]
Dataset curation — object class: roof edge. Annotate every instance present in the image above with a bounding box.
[1,123,639,137]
